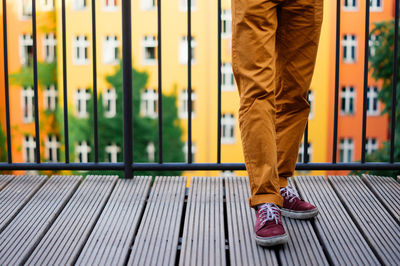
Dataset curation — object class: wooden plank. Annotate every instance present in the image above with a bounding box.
[0,175,14,191]
[0,175,47,233]
[25,175,118,265]
[179,177,226,266]
[75,176,151,266]
[362,174,400,222]
[225,176,278,266]
[329,175,400,265]
[279,178,328,266]
[127,176,186,266]
[0,175,82,265]
[296,176,380,265]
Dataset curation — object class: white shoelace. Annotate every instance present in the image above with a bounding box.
[258,203,281,225]
[280,186,300,203]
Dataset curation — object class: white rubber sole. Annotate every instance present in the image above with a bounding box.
[255,232,289,247]
[281,207,319,219]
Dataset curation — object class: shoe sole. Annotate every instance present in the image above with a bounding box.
[255,232,289,247]
[281,207,319,219]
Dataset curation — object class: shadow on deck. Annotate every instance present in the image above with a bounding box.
[0,174,399,265]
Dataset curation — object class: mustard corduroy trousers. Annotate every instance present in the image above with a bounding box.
[232,0,323,208]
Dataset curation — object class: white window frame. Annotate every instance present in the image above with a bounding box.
[73,35,89,65]
[343,0,357,11]
[298,142,312,163]
[340,86,356,115]
[45,135,60,162]
[220,170,235,177]
[105,143,120,162]
[365,138,378,155]
[103,35,119,65]
[74,88,91,118]
[41,0,55,11]
[140,88,158,119]
[179,0,196,12]
[222,62,235,91]
[178,89,196,119]
[141,0,156,11]
[146,142,155,162]
[370,0,383,12]
[21,87,34,123]
[142,36,157,65]
[19,34,33,66]
[179,36,197,65]
[103,88,117,118]
[23,135,36,163]
[367,86,380,116]
[221,113,236,144]
[221,9,232,38]
[183,141,196,162]
[369,33,378,57]
[73,0,87,10]
[342,34,357,63]
[43,33,57,62]
[104,0,118,11]
[20,0,32,19]
[339,138,354,163]
[75,140,91,163]
[43,85,58,111]
[308,90,314,119]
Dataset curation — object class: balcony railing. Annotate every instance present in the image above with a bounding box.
[0,0,399,178]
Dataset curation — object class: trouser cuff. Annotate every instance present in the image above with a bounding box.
[279,176,289,188]
[249,194,283,209]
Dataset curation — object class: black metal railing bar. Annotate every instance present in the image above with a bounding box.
[390,0,399,163]
[3,0,11,163]
[62,0,70,163]
[157,0,163,164]
[187,0,193,164]
[91,0,99,163]
[217,0,222,164]
[32,0,40,163]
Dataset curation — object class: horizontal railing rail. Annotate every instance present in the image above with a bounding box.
[0,0,399,176]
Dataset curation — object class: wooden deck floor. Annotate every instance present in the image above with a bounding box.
[0,174,399,266]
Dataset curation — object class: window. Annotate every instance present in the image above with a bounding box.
[140,89,158,118]
[221,9,232,38]
[142,36,157,65]
[103,35,119,64]
[146,142,155,162]
[45,135,60,162]
[339,138,354,163]
[341,86,355,115]
[365,138,378,155]
[343,0,357,11]
[308,90,314,118]
[75,141,91,163]
[220,170,235,177]
[178,89,196,118]
[21,87,34,123]
[20,34,33,66]
[103,88,117,118]
[21,0,32,18]
[23,135,36,163]
[73,35,89,65]
[367,86,379,116]
[298,142,312,163]
[179,36,196,64]
[105,143,120,162]
[43,33,56,62]
[74,88,91,118]
[183,142,196,162]
[179,0,196,11]
[73,0,87,10]
[141,0,156,10]
[222,62,235,91]
[41,0,54,11]
[370,0,382,12]
[104,0,117,10]
[43,85,58,111]
[342,34,357,63]
[221,113,235,144]
[369,34,378,57]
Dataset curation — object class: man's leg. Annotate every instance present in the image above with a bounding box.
[275,0,323,186]
[232,0,282,208]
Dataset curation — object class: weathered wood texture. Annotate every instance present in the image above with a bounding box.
[0,175,14,190]
[362,174,400,222]
[329,175,400,265]
[76,176,151,266]
[25,175,118,265]
[127,176,186,266]
[225,176,278,266]
[295,175,380,265]
[279,178,328,266]
[0,175,82,265]
[179,177,225,266]
[0,175,47,233]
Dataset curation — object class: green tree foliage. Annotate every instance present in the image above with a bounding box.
[354,20,400,177]
[0,125,7,162]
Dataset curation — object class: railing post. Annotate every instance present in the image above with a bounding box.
[122,0,133,179]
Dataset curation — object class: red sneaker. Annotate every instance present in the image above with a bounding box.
[280,186,318,219]
[254,203,288,246]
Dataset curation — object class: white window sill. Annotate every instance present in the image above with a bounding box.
[222,138,236,145]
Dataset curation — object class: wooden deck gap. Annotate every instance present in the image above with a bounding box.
[327,177,386,266]
[273,247,283,266]
[174,187,188,266]
[222,178,231,266]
